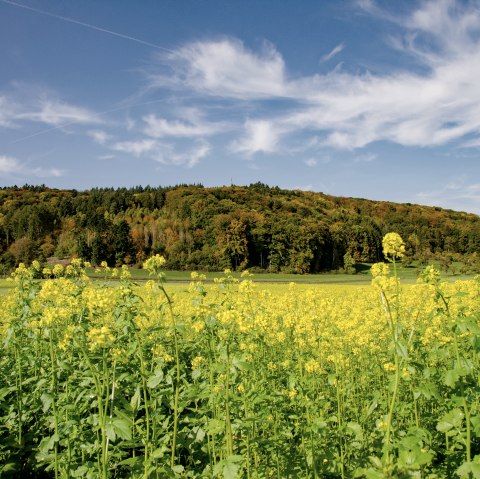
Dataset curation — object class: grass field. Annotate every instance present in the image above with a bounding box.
[85,261,473,284]
[0,261,474,295]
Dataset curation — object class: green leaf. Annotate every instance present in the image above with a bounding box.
[71,466,87,477]
[172,465,184,474]
[444,369,461,388]
[456,461,480,478]
[437,408,464,434]
[40,393,53,413]
[130,386,141,410]
[347,422,364,442]
[105,420,116,443]
[223,456,244,479]
[471,415,480,436]
[396,341,409,359]
[0,386,15,401]
[117,457,142,466]
[147,369,164,388]
[151,446,168,459]
[213,456,243,479]
[113,417,132,440]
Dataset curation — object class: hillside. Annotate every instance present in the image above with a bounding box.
[1,183,480,273]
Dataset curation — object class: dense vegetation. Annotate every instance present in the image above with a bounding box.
[2,251,480,477]
[1,183,480,273]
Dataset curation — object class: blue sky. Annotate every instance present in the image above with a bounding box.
[1,0,480,213]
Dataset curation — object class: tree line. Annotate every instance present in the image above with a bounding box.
[1,183,480,274]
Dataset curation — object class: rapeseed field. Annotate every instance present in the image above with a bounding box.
[1,235,480,478]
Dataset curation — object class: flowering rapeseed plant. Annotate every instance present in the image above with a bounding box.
[382,232,406,260]
[2,252,480,478]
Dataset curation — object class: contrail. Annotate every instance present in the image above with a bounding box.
[0,0,175,53]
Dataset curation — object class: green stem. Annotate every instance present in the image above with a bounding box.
[158,283,180,469]
[336,366,345,479]
[438,289,472,464]
[48,332,59,479]
[225,341,233,457]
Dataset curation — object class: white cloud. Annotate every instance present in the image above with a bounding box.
[0,155,64,178]
[143,112,225,138]
[353,153,377,163]
[0,96,19,128]
[152,38,286,99]
[153,139,210,168]
[230,119,280,155]
[112,139,157,156]
[88,129,111,144]
[31,167,64,178]
[147,2,480,153]
[111,137,209,168]
[126,117,136,131]
[416,177,480,214]
[18,98,101,126]
[0,86,102,136]
[294,184,314,192]
[304,158,318,167]
[0,156,22,174]
[321,43,345,62]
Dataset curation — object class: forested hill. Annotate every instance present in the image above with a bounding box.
[1,183,480,273]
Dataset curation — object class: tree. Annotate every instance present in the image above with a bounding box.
[343,252,356,274]
[9,237,38,265]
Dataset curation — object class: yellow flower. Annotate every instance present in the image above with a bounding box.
[370,262,390,278]
[191,356,204,369]
[419,265,440,285]
[288,389,298,399]
[52,264,64,277]
[382,232,405,260]
[383,362,396,372]
[144,254,166,272]
[86,326,115,351]
[120,265,131,280]
[192,320,205,333]
[31,260,41,271]
[304,358,322,374]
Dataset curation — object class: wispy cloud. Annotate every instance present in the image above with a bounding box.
[0,96,19,128]
[146,1,480,153]
[151,38,286,99]
[416,176,480,213]
[294,184,314,192]
[18,98,101,126]
[98,154,116,160]
[0,155,21,174]
[153,139,210,167]
[30,166,64,177]
[320,43,345,62]
[353,153,377,163]
[88,129,111,144]
[0,87,102,137]
[111,137,210,168]
[143,109,227,138]
[0,154,64,178]
[112,139,157,156]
